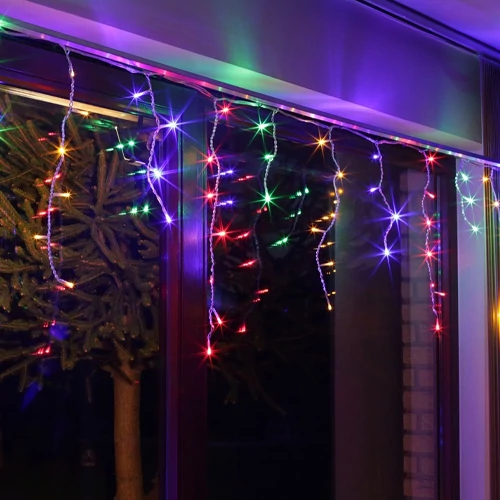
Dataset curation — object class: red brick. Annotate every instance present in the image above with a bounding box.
[404,391,434,411]
[403,478,412,497]
[402,324,415,343]
[417,368,436,389]
[418,457,436,476]
[419,413,435,432]
[417,322,437,344]
[401,281,411,301]
[402,304,411,323]
[404,435,434,453]
[403,369,416,387]
[415,281,434,302]
[404,478,436,498]
[418,369,435,388]
[404,455,418,474]
[403,413,418,431]
[403,347,434,365]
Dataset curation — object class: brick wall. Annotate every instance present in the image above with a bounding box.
[400,171,438,500]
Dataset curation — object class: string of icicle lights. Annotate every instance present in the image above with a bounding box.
[45,49,178,291]
[44,45,493,360]
[204,101,450,356]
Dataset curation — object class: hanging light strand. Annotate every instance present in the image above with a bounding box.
[289,173,308,235]
[240,111,280,326]
[374,143,398,257]
[47,47,75,289]
[421,154,440,327]
[207,99,224,355]
[145,73,173,224]
[262,109,279,204]
[488,167,500,226]
[315,127,341,312]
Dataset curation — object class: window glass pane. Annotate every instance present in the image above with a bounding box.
[207,119,333,499]
[207,116,453,500]
[0,90,161,500]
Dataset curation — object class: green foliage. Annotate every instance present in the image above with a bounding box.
[0,95,159,381]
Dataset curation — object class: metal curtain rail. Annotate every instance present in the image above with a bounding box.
[354,0,500,62]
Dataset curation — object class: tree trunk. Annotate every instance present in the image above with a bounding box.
[0,412,3,471]
[113,363,143,500]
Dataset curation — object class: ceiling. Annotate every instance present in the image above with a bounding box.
[384,0,500,54]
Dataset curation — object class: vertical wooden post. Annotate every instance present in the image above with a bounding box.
[159,92,207,500]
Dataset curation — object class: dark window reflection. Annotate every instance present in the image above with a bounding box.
[208,120,334,500]
[0,92,161,500]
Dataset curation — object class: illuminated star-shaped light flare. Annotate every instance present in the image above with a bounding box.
[373,143,402,260]
[145,73,173,224]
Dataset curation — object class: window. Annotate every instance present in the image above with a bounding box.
[0,36,202,500]
[206,112,458,500]
[0,34,460,500]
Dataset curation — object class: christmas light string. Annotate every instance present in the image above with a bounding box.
[344,127,446,332]
[314,127,341,311]
[455,160,481,233]
[144,73,173,225]
[421,152,441,332]
[459,159,500,231]
[7,31,497,374]
[271,172,309,247]
[39,49,494,354]
[207,99,224,356]
[487,166,500,224]
[203,100,452,339]
[289,174,308,235]
[46,46,75,289]
[262,109,279,206]
[236,110,280,324]
[372,142,399,259]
